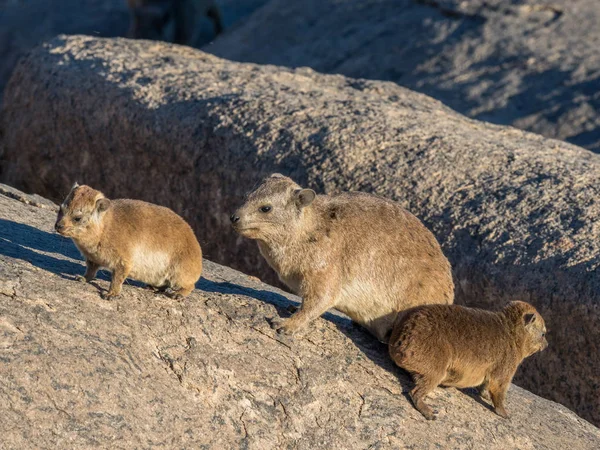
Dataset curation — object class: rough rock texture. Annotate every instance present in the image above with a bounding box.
[0,0,130,105]
[1,186,599,449]
[1,36,600,425]
[208,0,600,152]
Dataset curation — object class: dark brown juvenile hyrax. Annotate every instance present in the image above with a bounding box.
[126,0,223,47]
[55,183,203,299]
[231,174,454,341]
[389,301,548,420]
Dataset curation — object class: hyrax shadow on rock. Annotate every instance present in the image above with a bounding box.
[55,183,202,299]
[230,174,454,341]
[127,0,223,47]
[389,301,548,420]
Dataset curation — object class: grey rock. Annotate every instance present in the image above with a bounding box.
[208,0,600,152]
[1,185,600,448]
[1,35,600,425]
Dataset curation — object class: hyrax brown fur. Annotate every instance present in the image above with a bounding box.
[389,301,548,420]
[231,174,454,342]
[55,183,202,299]
[127,0,223,47]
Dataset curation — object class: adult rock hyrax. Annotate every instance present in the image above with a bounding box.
[55,183,202,299]
[389,301,548,420]
[230,174,454,341]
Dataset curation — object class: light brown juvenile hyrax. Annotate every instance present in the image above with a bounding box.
[230,174,454,341]
[55,183,202,299]
[127,0,223,46]
[389,301,548,420]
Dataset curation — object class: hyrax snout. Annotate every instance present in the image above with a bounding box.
[231,174,454,342]
[389,301,548,420]
[55,183,202,299]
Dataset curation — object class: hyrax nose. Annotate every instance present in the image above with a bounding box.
[230,214,240,224]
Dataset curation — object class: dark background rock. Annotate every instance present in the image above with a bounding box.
[2,185,600,448]
[208,0,600,152]
[0,0,267,106]
[0,0,130,105]
[1,35,600,426]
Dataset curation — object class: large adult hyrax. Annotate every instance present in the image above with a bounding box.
[230,174,454,341]
[127,0,223,47]
[389,301,548,420]
[55,183,202,299]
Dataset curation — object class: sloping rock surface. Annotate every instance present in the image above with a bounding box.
[1,36,600,425]
[208,0,600,152]
[1,185,599,449]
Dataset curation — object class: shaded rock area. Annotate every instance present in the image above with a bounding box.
[208,0,600,152]
[1,36,600,425]
[0,0,267,105]
[216,0,269,28]
[0,0,130,104]
[1,185,600,448]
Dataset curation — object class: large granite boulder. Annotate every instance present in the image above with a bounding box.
[1,35,600,425]
[208,0,600,152]
[1,185,599,448]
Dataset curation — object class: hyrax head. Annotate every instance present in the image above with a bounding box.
[507,301,549,357]
[55,183,111,238]
[230,174,316,241]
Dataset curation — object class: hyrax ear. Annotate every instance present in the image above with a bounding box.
[95,198,111,213]
[524,313,536,326]
[294,189,316,208]
[269,173,286,179]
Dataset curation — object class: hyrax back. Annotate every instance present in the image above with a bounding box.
[389,301,548,420]
[231,174,454,341]
[55,183,202,299]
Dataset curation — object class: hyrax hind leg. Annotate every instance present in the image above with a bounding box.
[409,372,445,420]
[477,377,491,401]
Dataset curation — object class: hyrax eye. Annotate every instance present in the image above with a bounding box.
[73,216,82,223]
[259,205,272,213]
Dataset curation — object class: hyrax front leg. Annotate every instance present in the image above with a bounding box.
[272,280,337,335]
[76,260,100,283]
[102,261,131,300]
[488,377,511,418]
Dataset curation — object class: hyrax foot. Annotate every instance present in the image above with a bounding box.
[101,291,120,300]
[269,317,298,335]
[164,285,194,299]
[409,392,437,420]
[494,405,509,419]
